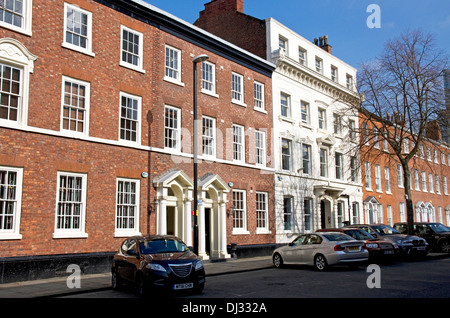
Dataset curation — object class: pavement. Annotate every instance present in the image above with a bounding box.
[0,256,273,298]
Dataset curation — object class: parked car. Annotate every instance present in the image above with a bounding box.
[394,222,450,253]
[272,232,369,271]
[111,235,205,295]
[345,224,429,256]
[317,228,396,261]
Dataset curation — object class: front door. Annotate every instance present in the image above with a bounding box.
[205,208,211,255]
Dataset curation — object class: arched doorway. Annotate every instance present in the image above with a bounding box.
[320,199,332,229]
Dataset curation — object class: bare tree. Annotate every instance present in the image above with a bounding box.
[351,30,448,234]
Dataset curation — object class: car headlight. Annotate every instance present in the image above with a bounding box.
[366,243,378,249]
[195,260,204,271]
[147,263,166,272]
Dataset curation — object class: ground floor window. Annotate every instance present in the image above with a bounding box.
[304,198,312,232]
[232,190,246,232]
[116,178,140,236]
[283,196,293,231]
[256,192,268,232]
[0,167,23,239]
[54,172,87,238]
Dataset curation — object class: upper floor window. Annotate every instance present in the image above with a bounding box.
[0,0,32,35]
[164,105,180,151]
[120,26,144,73]
[61,76,90,136]
[279,36,288,53]
[201,61,216,94]
[318,108,327,130]
[331,66,338,82]
[63,3,94,56]
[315,57,323,74]
[119,92,141,144]
[232,124,245,162]
[298,47,307,66]
[346,74,353,90]
[0,63,21,122]
[281,138,292,171]
[254,81,265,111]
[232,72,244,105]
[300,101,310,124]
[333,113,342,135]
[0,38,36,126]
[202,116,216,158]
[255,130,266,166]
[164,45,182,85]
[280,92,290,118]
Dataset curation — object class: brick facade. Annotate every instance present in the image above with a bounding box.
[0,0,275,265]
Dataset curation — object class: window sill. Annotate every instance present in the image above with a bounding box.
[53,232,88,239]
[61,43,95,57]
[164,76,185,87]
[231,99,247,108]
[232,230,250,235]
[0,233,22,240]
[201,89,219,98]
[119,61,146,74]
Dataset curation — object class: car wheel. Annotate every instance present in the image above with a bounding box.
[111,270,122,290]
[440,240,450,253]
[314,254,328,271]
[273,253,283,268]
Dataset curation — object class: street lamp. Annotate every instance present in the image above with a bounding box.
[192,54,209,256]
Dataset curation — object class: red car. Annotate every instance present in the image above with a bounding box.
[316,228,397,261]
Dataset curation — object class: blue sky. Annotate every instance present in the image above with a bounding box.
[144,0,450,69]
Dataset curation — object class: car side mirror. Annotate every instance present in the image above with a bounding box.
[371,233,377,238]
[288,242,293,246]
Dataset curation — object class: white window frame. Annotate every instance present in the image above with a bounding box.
[385,167,391,193]
[164,45,183,86]
[331,65,338,82]
[120,25,144,73]
[300,100,310,124]
[421,171,427,192]
[164,105,181,151]
[53,172,88,239]
[0,38,36,128]
[335,152,343,180]
[254,81,265,111]
[232,124,245,162]
[281,138,292,171]
[280,92,290,118]
[302,144,312,175]
[62,3,94,56]
[304,198,313,232]
[0,0,32,36]
[60,76,90,136]
[436,175,441,194]
[414,169,420,190]
[298,47,307,66]
[318,108,327,130]
[115,178,140,237]
[119,92,141,144]
[255,130,266,166]
[365,161,372,190]
[375,164,382,192]
[319,148,328,178]
[256,191,269,234]
[201,61,217,96]
[397,165,404,188]
[283,196,293,231]
[231,72,245,106]
[0,166,23,240]
[232,189,248,234]
[315,56,323,74]
[202,116,216,158]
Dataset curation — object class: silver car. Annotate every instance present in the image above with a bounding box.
[272,232,369,271]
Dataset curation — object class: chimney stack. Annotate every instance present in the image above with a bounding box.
[313,35,332,55]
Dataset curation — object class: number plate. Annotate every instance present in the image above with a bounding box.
[415,246,426,251]
[384,250,394,254]
[347,246,360,251]
[173,283,193,290]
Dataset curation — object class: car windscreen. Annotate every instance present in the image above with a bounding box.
[139,239,189,254]
[428,223,450,233]
[322,233,354,241]
[372,225,400,235]
[344,229,374,240]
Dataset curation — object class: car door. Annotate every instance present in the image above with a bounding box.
[302,234,322,265]
[284,235,307,264]
[120,238,141,282]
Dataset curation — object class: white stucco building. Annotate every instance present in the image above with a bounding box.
[266,19,363,243]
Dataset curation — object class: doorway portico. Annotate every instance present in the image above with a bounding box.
[153,170,230,260]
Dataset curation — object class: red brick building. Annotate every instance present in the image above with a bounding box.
[360,116,450,227]
[0,0,275,282]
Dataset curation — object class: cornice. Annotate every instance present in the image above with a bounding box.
[273,50,361,104]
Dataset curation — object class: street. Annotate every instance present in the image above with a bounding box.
[62,256,450,298]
